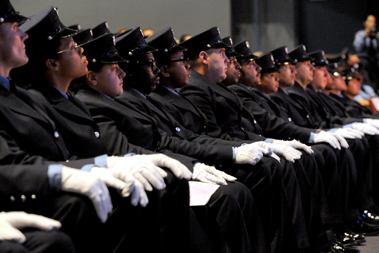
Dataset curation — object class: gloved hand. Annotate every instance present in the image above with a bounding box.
[62,167,112,223]
[108,154,192,180]
[193,163,232,185]
[270,153,281,163]
[199,163,237,182]
[272,140,314,154]
[331,132,349,148]
[90,166,149,207]
[234,144,264,165]
[333,128,363,139]
[351,123,379,135]
[248,141,273,155]
[253,141,301,162]
[269,143,302,163]
[143,154,192,180]
[314,131,341,149]
[365,118,379,129]
[0,212,61,243]
[107,156,167,191]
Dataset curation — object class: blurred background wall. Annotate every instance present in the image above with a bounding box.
[13,0,379,55]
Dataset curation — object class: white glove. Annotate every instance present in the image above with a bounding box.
[107,156,167,191]
[247,141,273,155]
[234,144,264,165]
[199,163,237,182]
[270,153,281,163]
[272,140,314,154]
[333,128,363,139]
[314,131,341,149]
[62,167,112,223]
[142,154,192,180]
[269,144,302,163]
[352,123,379,135]
[365,118,379,129]
[90,167,148,207]
[254,141,301,162]
[0,212,61,243]
[193,163,229,185]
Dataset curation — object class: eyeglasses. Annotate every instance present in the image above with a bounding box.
[135,60,157,72]
[168,58,189,66]
[56,42,81,55]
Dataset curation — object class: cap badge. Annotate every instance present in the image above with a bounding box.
[245,41,250,48]
[229,38,233,45]
[0,18,4,23]
[285,47,288,54]
[112,36,116,45]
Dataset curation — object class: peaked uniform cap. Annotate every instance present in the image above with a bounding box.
[73,28,93,47]
[271,46,295,66]
[116,27,158,59]
[256,53,280,74]
[0,0,28,24]
[288,44,312,63]
[20,6,77,41]
[327,62,342,77]
[82,33,126,68]
[179,27,229,60]
[222,36,241,58]
[146,27,186,54]
[342,67,359,81]
[308,50,329,66]
[234,40,258,62]
[92,21,111,39]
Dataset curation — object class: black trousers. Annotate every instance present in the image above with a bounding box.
[0,230,74,253]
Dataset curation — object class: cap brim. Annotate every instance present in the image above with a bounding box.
[237,54,258,62]
[277,58,295,65]
[167,44,187,53]
[226,48,242,58]
[212,41,230,49]
[101,53,127,64]
[261,67,281,74]
[5,13,28,25]
[57,27,77,39]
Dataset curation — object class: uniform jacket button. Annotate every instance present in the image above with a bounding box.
[21,195,26,202]
[10,196,15,202]
[175,127,181,132]
[94,131,100,138]
[54,131,60,138]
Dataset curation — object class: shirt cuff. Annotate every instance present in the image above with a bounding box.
[94,154,108,168]
[232,147,236,161]
[47,164,63,191]
[308,132,315,143]
[343,123,357,129]
[328,128,338,133]
[265,138,275,143]
[363,118,368,123]
[124,153,136,157]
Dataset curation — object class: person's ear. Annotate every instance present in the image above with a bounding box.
[86,71,97,86]
[160,64,170,77]
[199,51,208,65]
[45,59,59,71]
